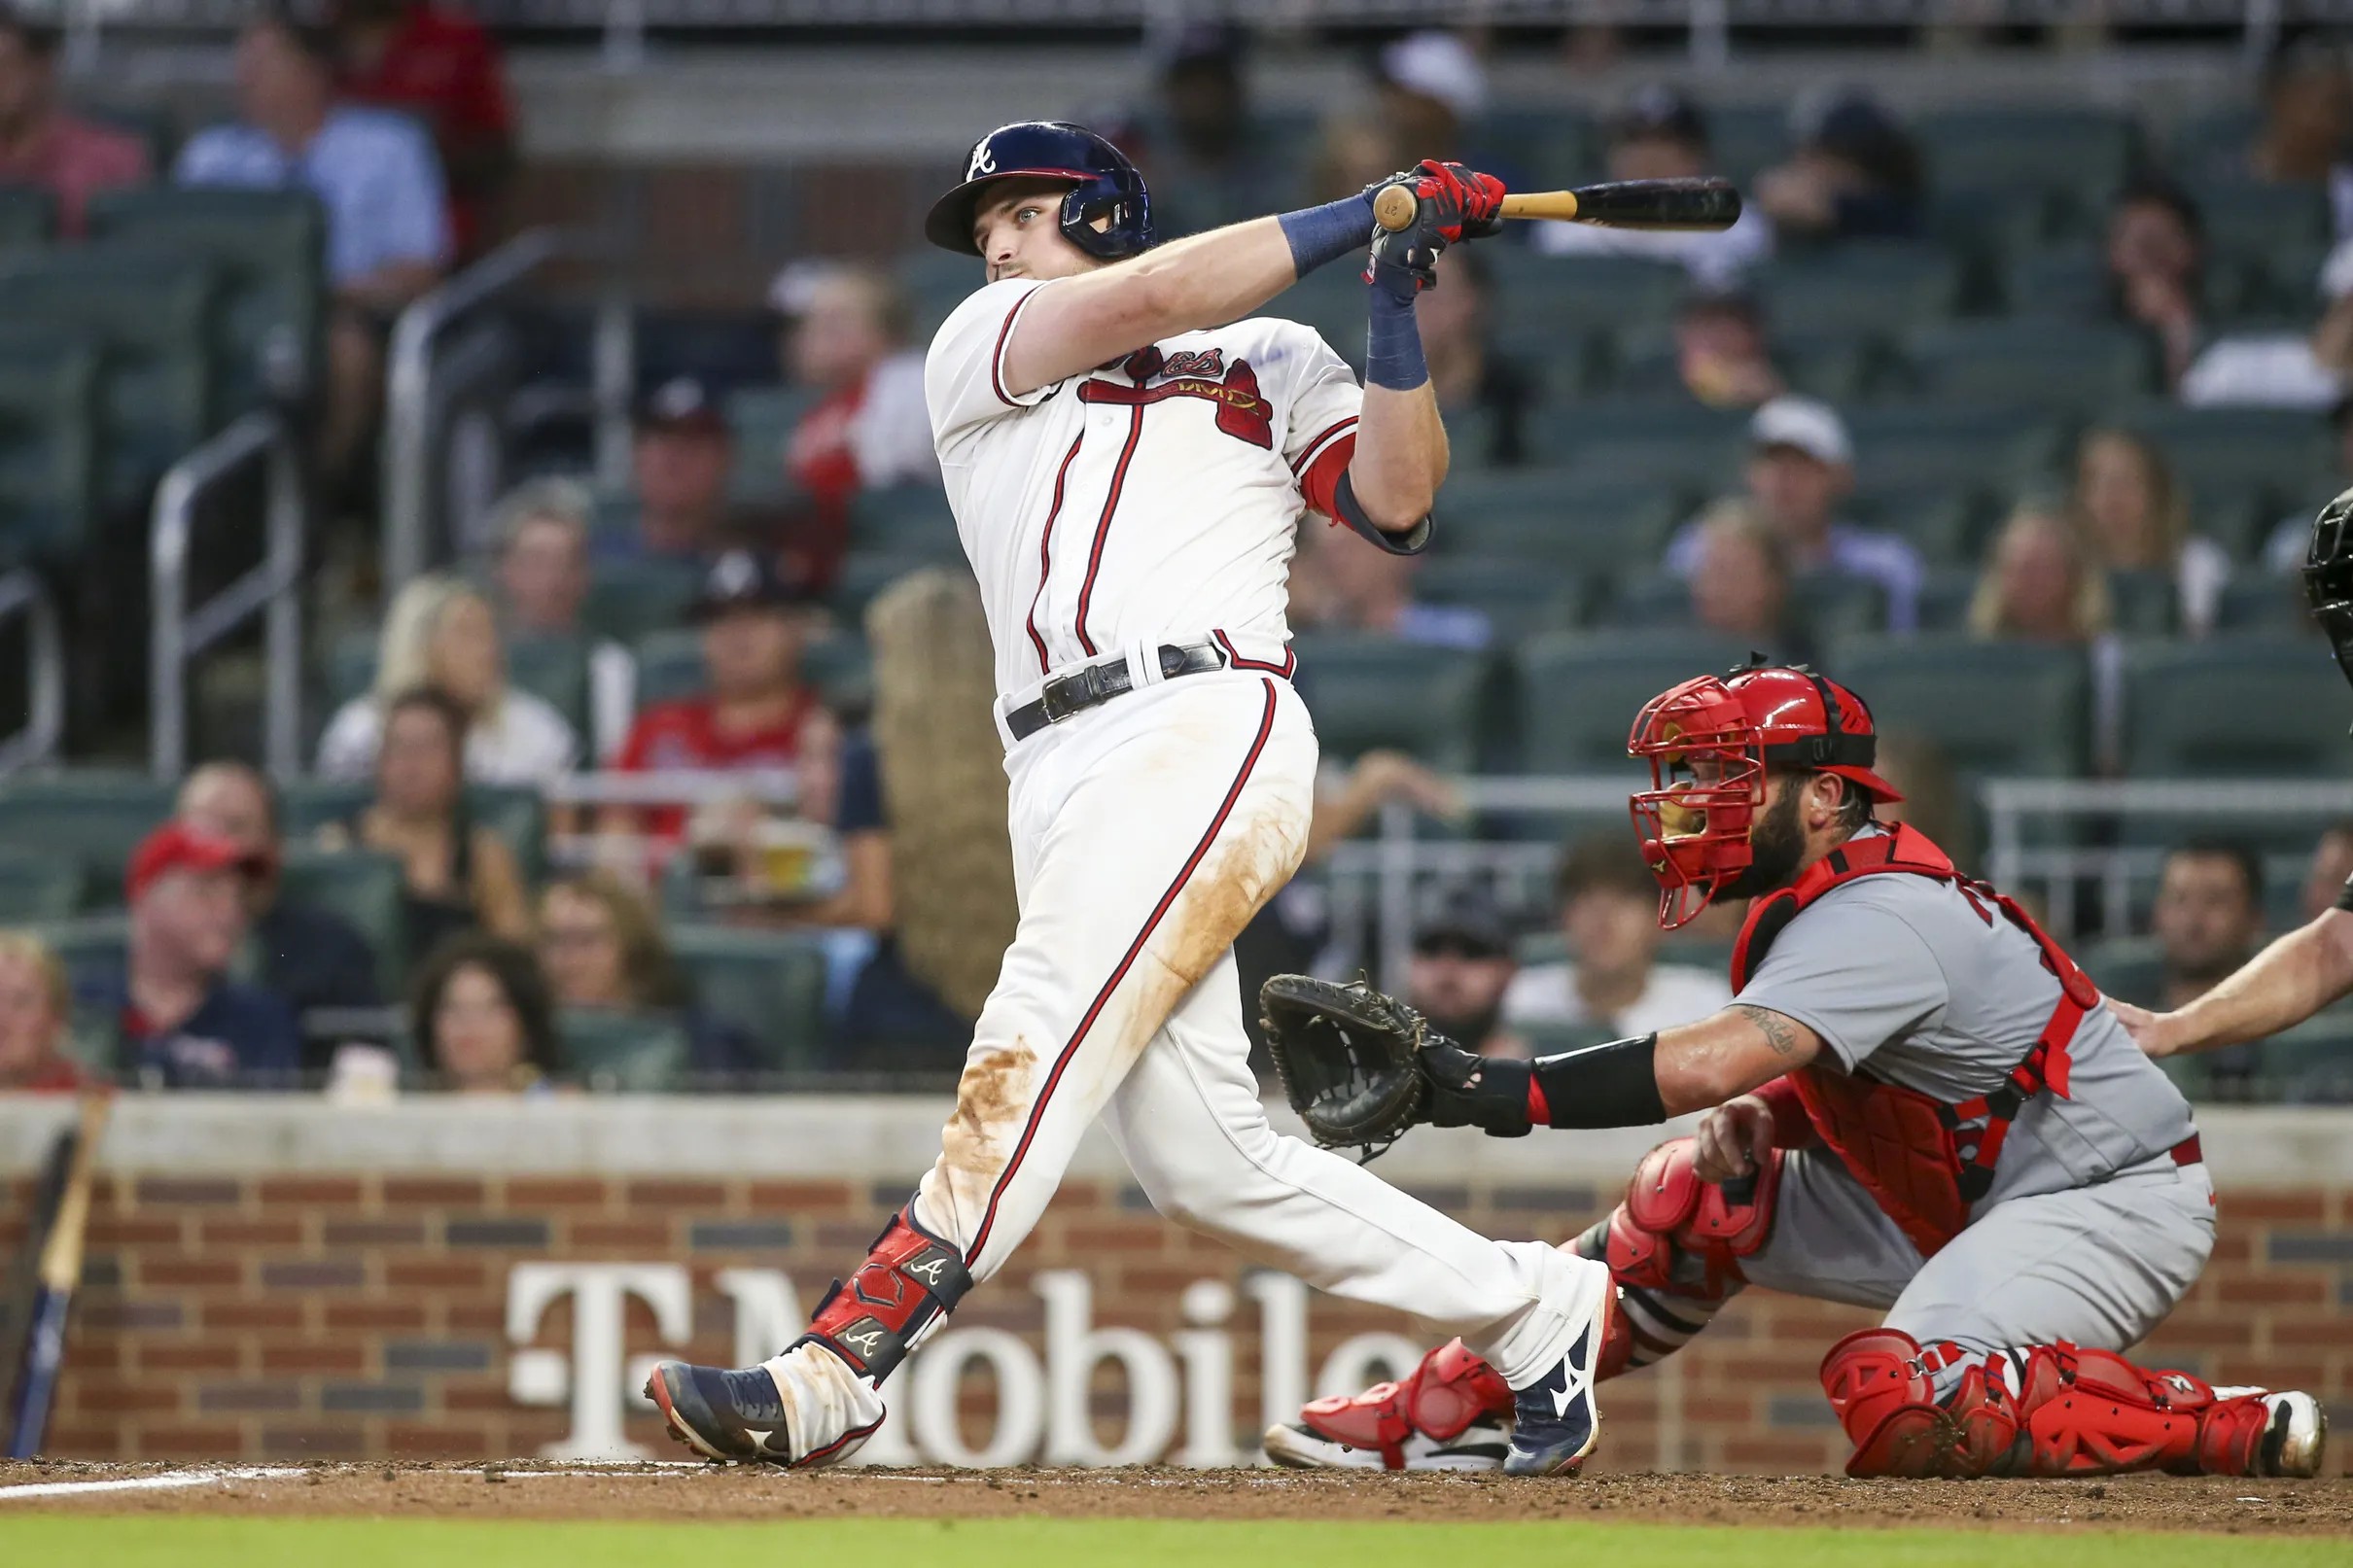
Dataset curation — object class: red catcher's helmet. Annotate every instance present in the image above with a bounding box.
[1626,661,1904,929]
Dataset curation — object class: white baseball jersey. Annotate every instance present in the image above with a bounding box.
[926,277,1365,700]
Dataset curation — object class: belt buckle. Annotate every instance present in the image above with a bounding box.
[1037,666,1096,725]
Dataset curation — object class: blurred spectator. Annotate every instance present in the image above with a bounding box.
[319,575,579,785]
[1504,831,1732,1037]
[773,261,937,590]
[2244,36,2353,234]
[0,931,87,1091]
[408,931,557,1093]
[1534,87,1773,286]
[2266,393,2353,572]
[1289,513,1492,648]
[1666,398,1923,634]
[1753,90,1921,243]
[1141,22,1286,236]
[2103,180,2205,393]
[2072,427,2231,637]
[177,12,451,489]
[1686,498,1811,661]
[536,872,754,1082]
[610,550,838,848]
[1969,502,2126,769]
[319,688,532,960]
[1668,289,1784,410]
[177,762,381,1056]
[2301,818,2353,922]
[1418,248,1536,467]
[613,377,743,566]
[107,823,300,1088]
[0,8,148,238]
[1408,886,1525,1059]
[488,479,636,760]
[330,0,513,257]
[2152,840,2267,1013]
[1308,31,1486,201]
[2184,233,2353,410]
[1872,732,1974,874]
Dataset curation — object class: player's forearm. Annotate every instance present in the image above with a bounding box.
[2159,912,2353,1053]
[1653,1004,1825,1115]
[1348,382,1448,532]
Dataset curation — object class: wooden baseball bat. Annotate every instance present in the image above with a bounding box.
[6,1092,111,1459]
[1373,177,1741,234]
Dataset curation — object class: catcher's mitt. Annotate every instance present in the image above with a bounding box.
[1258,973,1429,1160]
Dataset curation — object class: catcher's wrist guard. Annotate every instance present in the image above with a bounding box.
[1528,1033,1668,1129]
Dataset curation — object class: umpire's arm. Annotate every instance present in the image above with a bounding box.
[2110,909,2353,1059]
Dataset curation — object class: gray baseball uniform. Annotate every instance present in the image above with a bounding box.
[1713,830,2212,1388]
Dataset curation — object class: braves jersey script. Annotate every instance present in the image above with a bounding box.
[1734,828,2196,1208]
[926,277,1363,700]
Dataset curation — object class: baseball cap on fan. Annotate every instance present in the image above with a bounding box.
[634,376,728,438]
[689,548,802,620]
[126,821,266,904]
[1749,396,1853,468]
[1610,85,1707,149]
[1378,31,1487,120]
[1413,885,1514,959]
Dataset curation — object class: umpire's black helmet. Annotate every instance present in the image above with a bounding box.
[924,121,1154,261]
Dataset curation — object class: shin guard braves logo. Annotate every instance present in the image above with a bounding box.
[1081,352,1274,449]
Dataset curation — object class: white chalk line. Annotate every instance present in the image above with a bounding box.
[0,1466,304,1501]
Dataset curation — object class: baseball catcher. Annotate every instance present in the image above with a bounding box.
[1261,658,2328,1480]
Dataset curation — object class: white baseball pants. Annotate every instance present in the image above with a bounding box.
[903,658,1601,1386]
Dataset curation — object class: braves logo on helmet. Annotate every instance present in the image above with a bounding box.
[925,120,1154,261]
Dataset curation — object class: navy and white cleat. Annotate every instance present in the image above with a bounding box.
[645,1361,798,1464]
[1503,1299,1606,1478]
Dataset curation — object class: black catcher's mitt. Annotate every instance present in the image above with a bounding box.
[1258,973,1429,1159]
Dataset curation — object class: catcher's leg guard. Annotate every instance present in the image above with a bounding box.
[1286,1338,1515,1470]
[801,1206,972,1382]
[1821,1329,2020,1478]
[2002,1345,2317,1478]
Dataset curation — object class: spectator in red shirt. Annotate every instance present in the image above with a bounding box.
[609,549,837,849]
[0,930,88,1092]
[0,8,150,238]
[330,0,513,257]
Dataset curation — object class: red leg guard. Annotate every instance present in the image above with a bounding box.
[1606,1136,1783,1300]
[2011,1345,2275,1477]
[1821,1329,2019,1478]
[803,1208,971,1383]
[1295,1338,1513,1469]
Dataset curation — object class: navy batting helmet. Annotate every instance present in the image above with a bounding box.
[924,121,1153,261]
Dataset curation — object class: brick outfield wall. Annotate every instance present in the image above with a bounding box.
[3,1171,2347,1474]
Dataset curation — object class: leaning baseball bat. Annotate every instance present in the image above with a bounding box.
[1373,177,1741,233]
[5,1092,111,1459]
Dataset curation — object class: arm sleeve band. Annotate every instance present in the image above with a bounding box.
[1331,470,1431,555]
[1363,284,1427,393]
[1528,1033,1668,1129]
[1278,192,1377,278]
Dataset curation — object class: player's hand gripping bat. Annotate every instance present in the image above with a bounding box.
[1373,176,1741,235]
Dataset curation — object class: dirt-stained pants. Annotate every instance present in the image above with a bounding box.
[906,665,1603,1387]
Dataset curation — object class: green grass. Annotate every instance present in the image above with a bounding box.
[0,1517,2340,1568]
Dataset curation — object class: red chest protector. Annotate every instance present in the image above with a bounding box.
[1729,824,2099,1258]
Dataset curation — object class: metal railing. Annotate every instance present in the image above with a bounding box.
[151,410,304,780]
[0,570,63,775]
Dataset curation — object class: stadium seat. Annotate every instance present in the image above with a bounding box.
[1752,244,1962,337]
[1705,105,1794,186]
[1825,636,2090,776]
[631,628,704,711]
[2073,934,2164,1008]
[0,333,100,569]
[1913,567,1981,631]
[1609,330,1881,404]
[557,1008,690,1092]
[2253,1011,2353,1103]
[2121,637,2353,777]
[896,247,981,338]
[2188,180,2332,270]
[666,923,830,1075]
[1897,320,2158,414]
[0,772,174,895]
[1523,402,1749,492]
[280,779,544,880]
[1290,633,1492,770]
[2214,575,2306,635]
[1475,105,1600,192]
[0,186,54,251]
[324,624,379,711]
[849,483,962,558]
[506,633,594,739]
[0,845,84,923]
[721,383,817,505]
[2107,569,2180,637]
[584,555,702,644]
[274,847,406,1000]
[2101,404,2333,516]
[277,777,372,839]
[1850,480,1984,566]
[85,188,326,410]
[1417,555,1586,640]
[470,784,547,882]
[1998,246,2111,319]
[1436,471,1686,576]
[830,551,947,623]
[42,913,128,1050]
[801,631,873,712]
[1515,630,1756,773]
[1914,107,2137,208]
[1485,250,1688,347]
[1846,403,2054,494]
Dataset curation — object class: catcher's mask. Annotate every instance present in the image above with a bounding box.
[2303,485,2353,711]
[1626,659,1904,929]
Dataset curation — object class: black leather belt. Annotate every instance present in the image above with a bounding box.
[1005,642,1229,742]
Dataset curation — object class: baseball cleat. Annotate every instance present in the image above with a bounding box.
[1262,1413,1509,1472]
[645,1341,886,1470]
[2260,1391,2328,1479]
[1503,1298,1606,1477]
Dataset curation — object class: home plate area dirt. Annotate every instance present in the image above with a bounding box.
[1,1462,2348,1532]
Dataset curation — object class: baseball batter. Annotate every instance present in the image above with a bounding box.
[1262,661,2327,1480]
[647,122,1613,1475]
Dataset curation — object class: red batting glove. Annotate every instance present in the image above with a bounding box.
[1412,159,1506,243]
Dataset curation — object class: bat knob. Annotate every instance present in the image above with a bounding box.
[1372,183,1420,233]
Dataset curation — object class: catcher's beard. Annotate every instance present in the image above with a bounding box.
[1717,782,1807,903]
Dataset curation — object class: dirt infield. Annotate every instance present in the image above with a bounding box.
[1,1462,2347,1533]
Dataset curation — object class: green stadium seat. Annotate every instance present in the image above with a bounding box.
[277,777,371,839]
[2101,405,2333,516]
[86,188,326,411]
[803,631,872,712]
[274,847,405,1000]
[0,333,99,569]
[506,633,594,738]
[2122,637,2353,777]
[0,846,84,923]
[2073,935,2164,1008]
[830,551,943,623]
[849,483,962,557]
[721,384,817,505]
[2253,1011,2353,1103]
[1898,320,2158,415]
[2214,575,2306,635]
[1914,567,1980,631]
[1274,264,1370,365]
[280,779,543,881]
[1291,633,1491,769]
[1609,331,1881,404]
[1436,471,1686,576]
[0,186,55,250]
[324,623,378,710]
[1417,556,1586,640]
[43,913,128,1061]
[0,772,175,895]
[1926,185,2064,280]
[896,248,982,339]
[558,1007,690,1092]
[1515,630,1755,773]
[1753,245,1962,337]
[1825,636,2090,776]
[1914,107,2136,206]
[1850,481,1985,566]
[1475,106,1600,192]
[1485,247,1686,340]
[1999,246,2110,318]
[2107,569,2180,637]
[1847,404,2054,493]
[584,555,701,644]
[666,923,830,1075]
[2188,180,2332,268]
[470,784,547,883]
[1705,105,1794,186]
[632,628,703,710]
[1524,402,1749,492]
